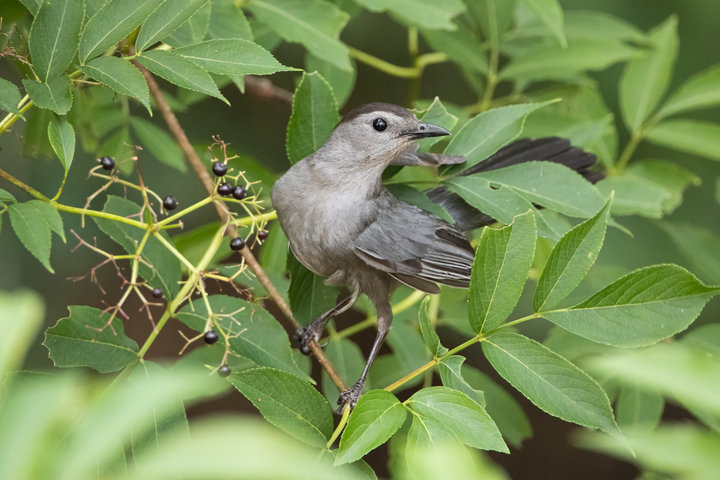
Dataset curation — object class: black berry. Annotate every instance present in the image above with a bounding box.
[203,330,218,344]
[218,364,231,377]
[212,162,228,177]
[230,237,245,251]
[217,182,233,196]
[151,287,163,299]
[163,196,178,210]
[257,230,268,241]
[232,185,247,200]
[100,156,115,170]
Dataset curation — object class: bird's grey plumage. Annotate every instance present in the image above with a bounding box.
[271,102,600,409]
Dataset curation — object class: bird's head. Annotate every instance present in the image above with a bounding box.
[325,102,451,164]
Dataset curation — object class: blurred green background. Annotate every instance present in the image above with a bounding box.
[1,1,718,478]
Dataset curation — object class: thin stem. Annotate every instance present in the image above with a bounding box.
[157,195,214,227]
[152,231,196,272]
[326,405,351,449]
[0,98,33,135]
[384,310,548,392]
[479,46,500,112]
[348,47,420,78]
[235,210,277,226]
[613,133,641,174]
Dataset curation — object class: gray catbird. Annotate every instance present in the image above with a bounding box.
[272,102,599,409]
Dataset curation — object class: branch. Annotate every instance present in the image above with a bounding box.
[244,75,293,105]
[135,61,348,391]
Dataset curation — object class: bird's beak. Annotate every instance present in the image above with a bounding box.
[401,122,451,140]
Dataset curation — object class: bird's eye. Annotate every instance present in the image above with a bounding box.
[372,118,387,132]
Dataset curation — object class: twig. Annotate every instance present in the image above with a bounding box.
[244,75,293,105]
[135,61,347,391]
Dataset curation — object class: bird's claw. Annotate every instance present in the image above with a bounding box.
[295,324,322,355]
[337,381,364,413]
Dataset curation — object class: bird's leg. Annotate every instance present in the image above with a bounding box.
[296,288,359,355]
[338,301,392,411]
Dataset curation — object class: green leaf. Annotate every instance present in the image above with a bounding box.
[658,64,720,118]
[469,210,536,333]
[80,56,151,112]
[164,2,211,46]
[542,265,720,347]
[321,338,365,406]
[466,0,517,48]
[462,365,532,447]
[615,385,663,433]
[406,387,507,452]
[417,297,445,356]
[136,0,209,52]
[247,0,351,71]
[578,424,720,480]
[48,116,76,173]
[386,184,453,224]
[0,188,16,204]
[335,390,407,465]
[588,343,720,417]
[209,0,253,41]
[285,72,340,164]
[438,356,485,407]
[176,295,308,379]
[386,316,432,374]
[0,78,23,117]
[173,38,293,75]
[79,0,163,63]
[645,119,720,162]
[94,196,182,297]
[43,305,139,372]
[137,50,227,103]
[660,222,720,284]
[229,367,333,448]
[0,290,44,380]
[130,362,190,458]
[519,0,566,47]
[416,96,460,150]
[29,0,84,81]
[562,10,646,44]
[19,0,42,16]
[444,175,533,225]
[482,331,617,434]
[533,197,611,312]
[501,40,638,83]
[306,54,356,107]
[8,200,65,273]
[355,0,465,30]
[130,117,187,173]
[400,441,509,480]
[443,101,553,171]
[23,76,73,115]
[287,253,339,326]
[420,28,486,74]
[471,161,607,218]
[597,159,700,218]
[619,16,678,133]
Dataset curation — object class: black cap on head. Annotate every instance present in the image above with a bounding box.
[342,102,415,123]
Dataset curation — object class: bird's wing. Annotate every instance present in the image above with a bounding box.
[353,199,475,292]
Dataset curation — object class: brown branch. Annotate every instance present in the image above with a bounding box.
[135,62,347,391]
[244,75,293,105]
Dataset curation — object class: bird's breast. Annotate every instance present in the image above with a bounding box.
[272,173,377,277]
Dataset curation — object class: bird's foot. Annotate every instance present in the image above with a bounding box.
[337,380,365,413]
[295,323,323,355]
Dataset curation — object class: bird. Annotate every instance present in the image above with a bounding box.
[271,102,600,410]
